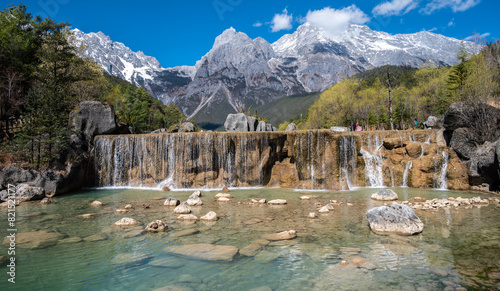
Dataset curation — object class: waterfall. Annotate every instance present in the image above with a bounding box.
[361,135,384,187]
[402,161,412,187]
[339,136,357,190]
[434,149,449,190]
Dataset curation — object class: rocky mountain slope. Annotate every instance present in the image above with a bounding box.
[73,24,480,129]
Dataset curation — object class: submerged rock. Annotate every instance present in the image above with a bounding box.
[164,197,180,206]
[171,229,199,237]
[177,214,198,220]
[111,252,151,266]
[262,230,297,241]
[83,233,108,242]
[173,202,192,214]
[164,243,239,261]
[371,189,399,201]
[77,213,97,219]
[240,243,262,257]
[145,220,168,232]
[366,204,424,235]
[148,256,186,268]
[3,231,64,249]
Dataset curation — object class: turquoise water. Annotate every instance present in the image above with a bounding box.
[0,188,499,290]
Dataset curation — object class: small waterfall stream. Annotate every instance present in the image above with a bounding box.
[434,149,450,190]
[339,136,357,190]
[360,135,384,187]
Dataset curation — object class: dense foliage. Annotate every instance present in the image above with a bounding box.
[295,44,500,130]
[0,4,186,169]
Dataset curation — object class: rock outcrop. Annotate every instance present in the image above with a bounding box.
[366,204,424,235]
[224,113,276,132]
[371,189,398,201]
[443,102,500,190]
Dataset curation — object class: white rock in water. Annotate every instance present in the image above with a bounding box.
[186,195,203,206]
[366,204,424,235]
[174,202,192,214]
[200,211,218,221]
[192,190,202,197]
[215,193,231,199]
[164,197,180,206]
[267,199,287,205]
[371,189,399,201]
[218,197,231,202]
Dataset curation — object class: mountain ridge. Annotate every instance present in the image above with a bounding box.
[73,23,481,128]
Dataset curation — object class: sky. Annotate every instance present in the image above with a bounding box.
[12,0,500,68]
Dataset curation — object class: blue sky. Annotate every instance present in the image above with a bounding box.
[13,0,500,68]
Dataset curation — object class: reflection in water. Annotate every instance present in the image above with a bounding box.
[0,188,498,290]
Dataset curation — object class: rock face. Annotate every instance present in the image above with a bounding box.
[443,102,500,190]
[69,101,118,150]
[12,184,45,202]
[366,204,424,235]
[371,189,398,201]
[164,243,239,261]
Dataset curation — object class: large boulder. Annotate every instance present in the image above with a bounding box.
[422,116,441,129]
[370,189,398,201]
[256,121,267,131]
[468,140,500,189]
[247,116,259,131]
[224,113,249,132]
[14,184,45,202]
[69,101,117,149]
[366,204,424,235]
[164,243,239,261]
[449,128,478,160]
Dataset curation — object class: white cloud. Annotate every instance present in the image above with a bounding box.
[305,5,370,39]
[253,21,263,27]
[421,0,480,14]
[271,8,293,32]
[465,32,490,41]
[372,0,419,17]
[448,18,455,26]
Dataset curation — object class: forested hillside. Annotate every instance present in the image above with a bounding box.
[0,4,186,169]
[288,43,500,131]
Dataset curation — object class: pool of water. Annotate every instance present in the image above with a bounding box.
[1,188,499,290]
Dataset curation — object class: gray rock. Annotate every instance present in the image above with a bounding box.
[366,204,424,235]
[145,220,168,232]
[224,113,249,132]
[186,194,203,206]
[164,197,180,206]
[247,116,259,131]
[173,202,192,214]
[265,124,275,132]
[256,121,267,131]
[15,184,45,202]
[422,115,441,129]
[370,189,399,201]
[449,128,477,160]
[69,101,117,149]
[286,123,298,131]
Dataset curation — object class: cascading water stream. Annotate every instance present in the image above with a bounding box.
[339,136,357,190]
[435,149,449,190]
[360,135,384,187]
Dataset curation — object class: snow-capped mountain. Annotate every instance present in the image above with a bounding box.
[73,24,480,128]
